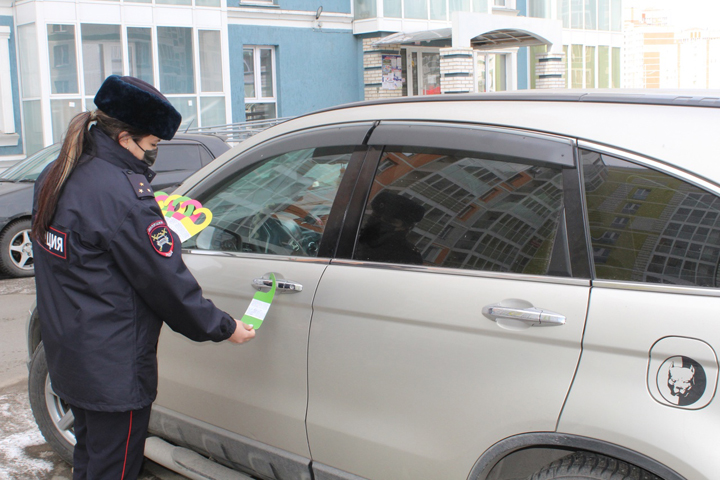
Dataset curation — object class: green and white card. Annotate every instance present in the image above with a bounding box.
[241,273,277,329]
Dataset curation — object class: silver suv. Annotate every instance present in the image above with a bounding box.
[27,91,720,480]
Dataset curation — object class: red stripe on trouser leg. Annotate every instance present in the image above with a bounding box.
[121,411,133,479]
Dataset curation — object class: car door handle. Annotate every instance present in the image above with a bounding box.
[252,277,303,293]
[482,304,565,327]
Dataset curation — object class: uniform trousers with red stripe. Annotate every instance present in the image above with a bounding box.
[69,404,152,480]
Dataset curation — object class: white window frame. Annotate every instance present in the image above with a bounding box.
[474,49,516,93]
[243,45,277,116]
[0,26,17,138]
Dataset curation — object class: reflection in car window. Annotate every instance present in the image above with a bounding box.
[155,144,202,172]
[184,146,352,257]
[1,144,61,182]
[582,149,720,287]
[353,147,565,275]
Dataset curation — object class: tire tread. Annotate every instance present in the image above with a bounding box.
[528,452,662,480]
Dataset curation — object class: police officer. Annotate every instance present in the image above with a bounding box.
[31,75,256,480]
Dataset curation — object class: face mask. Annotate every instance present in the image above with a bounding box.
[134,139,159,167]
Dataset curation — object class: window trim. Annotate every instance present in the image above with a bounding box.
[368,121,576,167]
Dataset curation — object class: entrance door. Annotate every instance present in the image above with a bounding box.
[406,48,441,96]
[476,52,509,92]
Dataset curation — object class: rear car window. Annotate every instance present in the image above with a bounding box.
[155,144,202,172]
[582,149,720,287]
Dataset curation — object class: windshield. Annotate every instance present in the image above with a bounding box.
[1,144,61,182]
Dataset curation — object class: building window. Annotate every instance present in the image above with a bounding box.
[354,0,377,19]
[47,25,79,94]
[244,46,276,121]
[21,21,228,152]
[528,0,549,18]
[355,0,490,20]
[158,26,195,95]
[585,45,596,88]
[127,27,154,86]
[571,44,583,88]
[82,24,123,97]
[612,46,621,87]
[561,0,621,31]
[199,30,223,92]
[385,0,402,18]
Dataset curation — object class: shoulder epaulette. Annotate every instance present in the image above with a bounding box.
[123,170,155,199]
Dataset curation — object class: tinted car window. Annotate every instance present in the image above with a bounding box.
[184,146,353,257]
[352,146,565,275]
[582,149,720,287]
[155,144,202,172]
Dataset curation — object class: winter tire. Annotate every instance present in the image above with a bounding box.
[0,218,35,277]
[28,342,75,465]
[528,452,662,480]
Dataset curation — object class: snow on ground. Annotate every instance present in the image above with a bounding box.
[0,380,71,480]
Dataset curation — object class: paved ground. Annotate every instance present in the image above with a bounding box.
[0,275,185,479]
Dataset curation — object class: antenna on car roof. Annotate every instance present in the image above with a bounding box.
[184,118,195,133]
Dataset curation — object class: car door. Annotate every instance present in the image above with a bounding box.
[558,146,720,479]
[306,122,593,479]
[152,123,374,478]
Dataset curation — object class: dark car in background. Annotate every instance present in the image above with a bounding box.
[0,133,229,278]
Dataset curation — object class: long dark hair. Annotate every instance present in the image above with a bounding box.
[32,110,148,240]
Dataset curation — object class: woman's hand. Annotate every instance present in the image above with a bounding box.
[228,320,256,344]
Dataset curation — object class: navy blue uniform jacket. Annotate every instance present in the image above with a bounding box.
[32,127,236,412]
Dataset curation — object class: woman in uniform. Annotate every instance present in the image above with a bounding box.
[31,75,255,480]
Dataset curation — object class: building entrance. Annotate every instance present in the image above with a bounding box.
[404,48,441,96]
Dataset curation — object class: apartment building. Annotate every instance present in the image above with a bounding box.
[0,0,622,160]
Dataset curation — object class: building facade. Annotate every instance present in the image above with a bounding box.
[1,0,622,161]
[623,6,720,89]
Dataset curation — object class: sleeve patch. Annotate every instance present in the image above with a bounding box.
[40,226,68,260]
[147,220,174,257]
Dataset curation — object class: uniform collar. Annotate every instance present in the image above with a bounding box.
[90,126,157,182]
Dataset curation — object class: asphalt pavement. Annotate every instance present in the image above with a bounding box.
[0,274,185,479]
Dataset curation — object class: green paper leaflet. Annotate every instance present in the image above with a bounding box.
[241,273,277,329]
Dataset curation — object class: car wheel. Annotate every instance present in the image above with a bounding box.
[28,342,75,465]
[0,219,35,277]
[528,452,661,480]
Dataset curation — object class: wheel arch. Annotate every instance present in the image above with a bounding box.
[467,433,686,480]
[27,306,41,359]
[1,214,32,232]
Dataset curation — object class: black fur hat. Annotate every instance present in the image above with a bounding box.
[94,75,182,140]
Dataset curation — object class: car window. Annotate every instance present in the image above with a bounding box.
[155,144,202,172]
[183,145,353,257]
[582,149,720,287]
[1,144,61,181]
[198,146,214,165]
[352,146,565,275]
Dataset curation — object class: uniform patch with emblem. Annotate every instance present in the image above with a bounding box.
[147,220,174,257]
[40,227,68,260]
